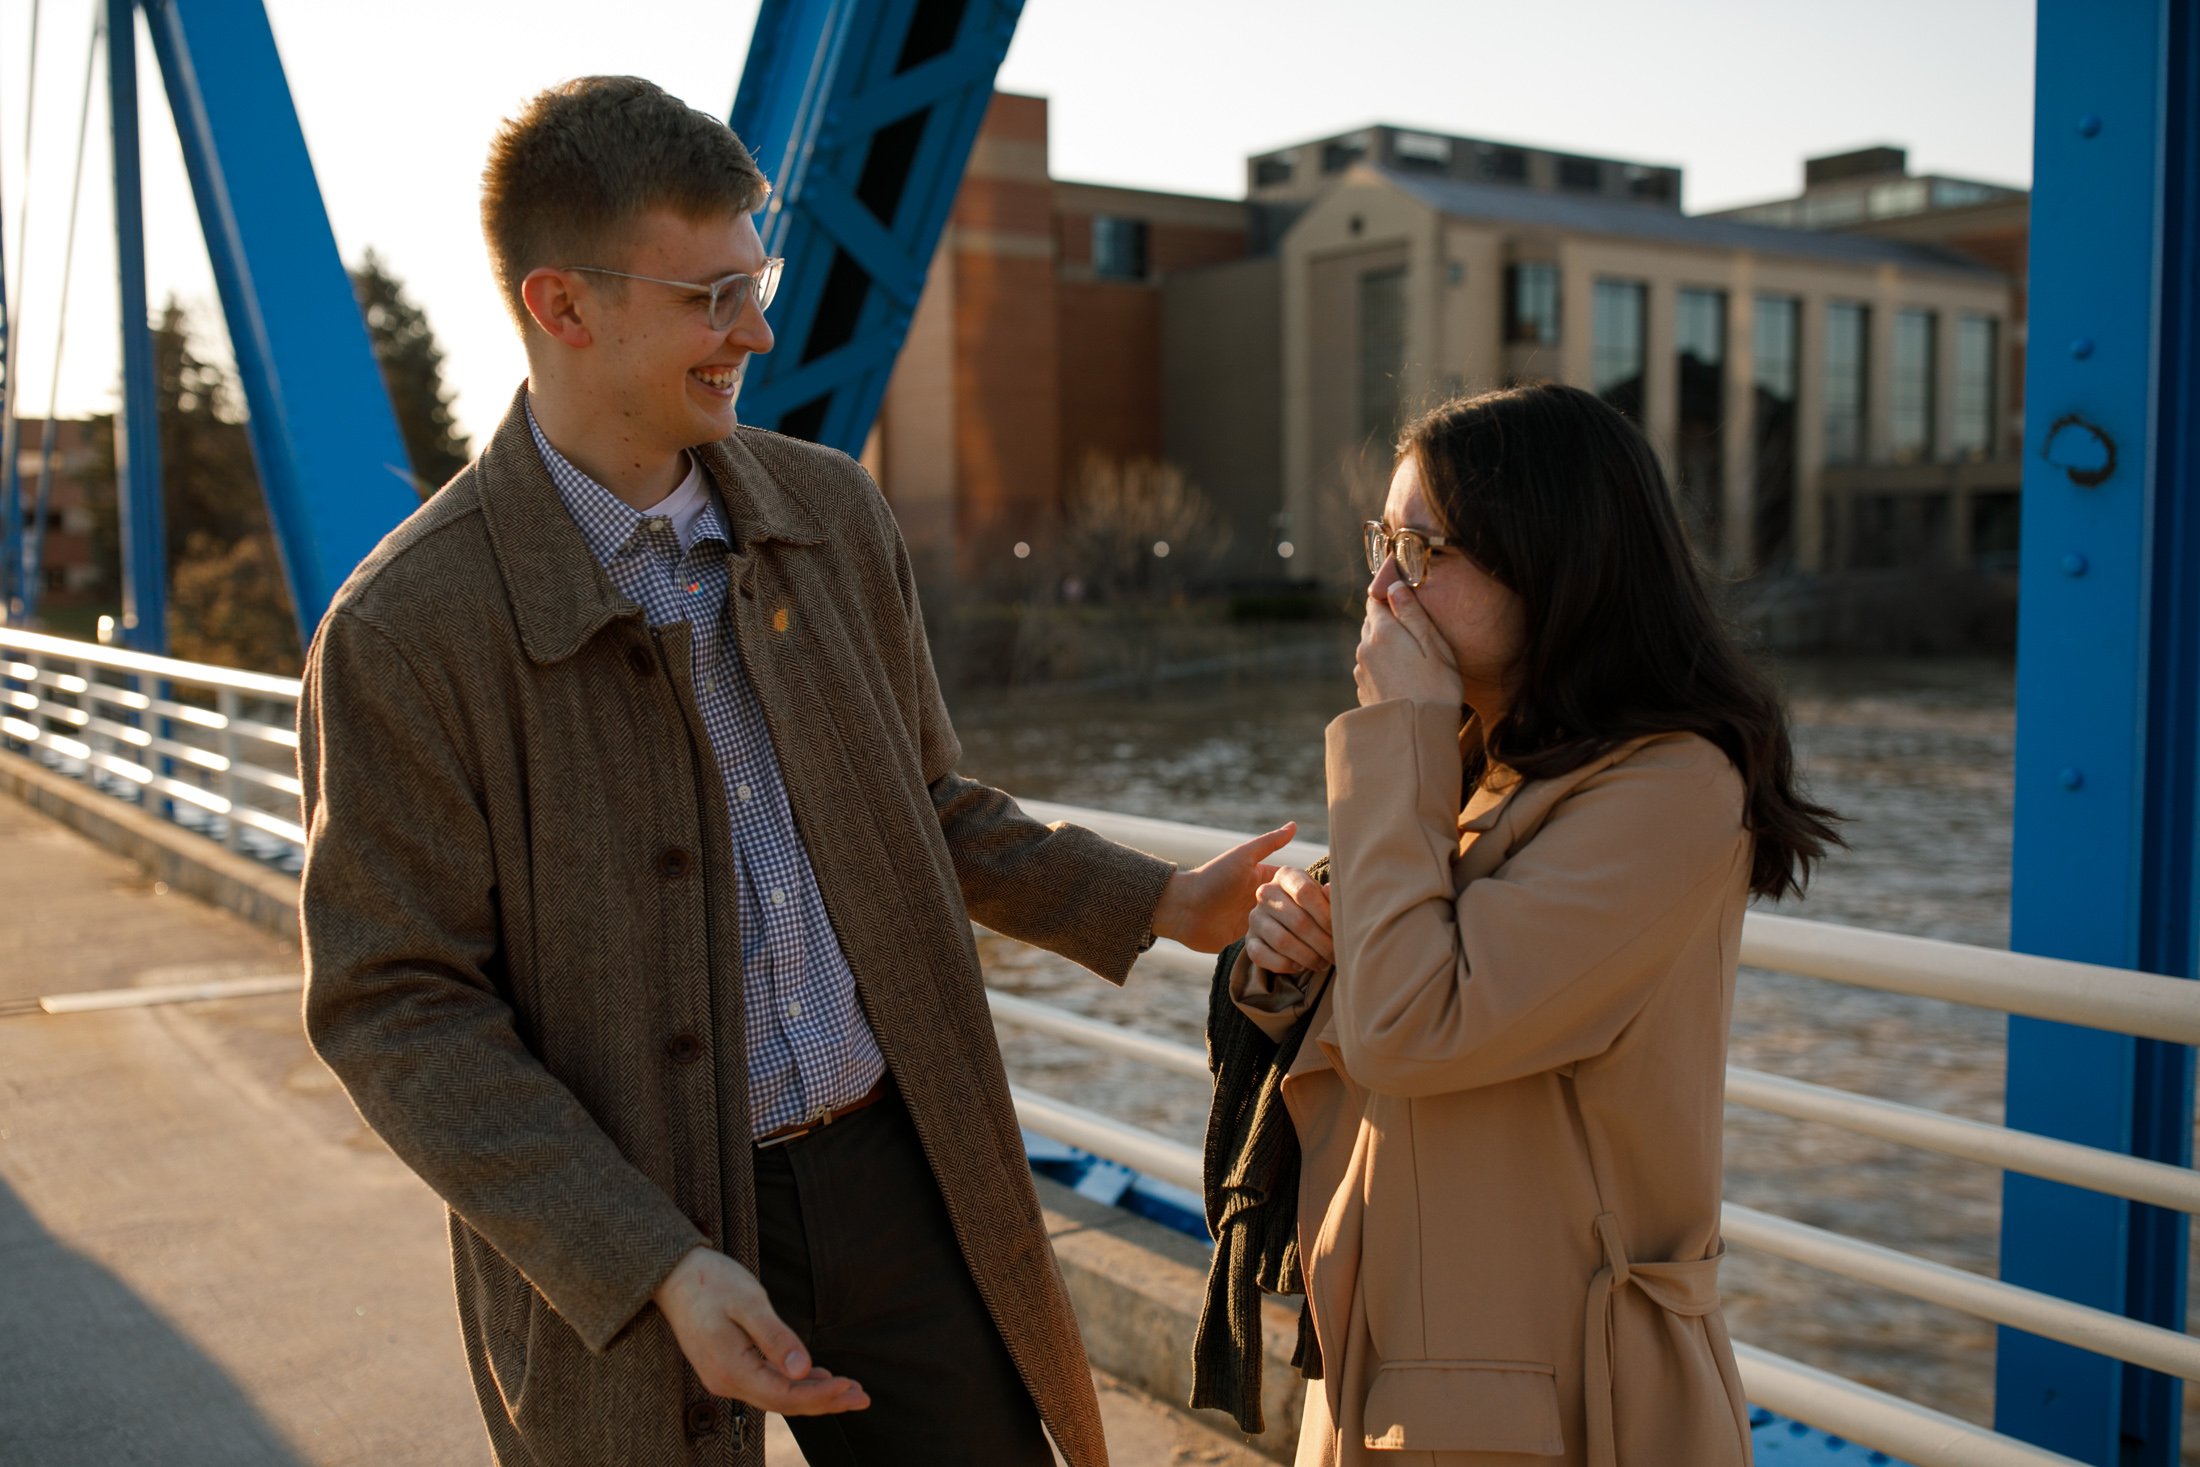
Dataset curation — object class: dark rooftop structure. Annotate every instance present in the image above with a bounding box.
[1248,124,1684,212]
[1375,168,2005,278]
[1708,144,2027,231]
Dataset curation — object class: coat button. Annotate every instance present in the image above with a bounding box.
[626,644,655,677]
[657,848,692,880]
[665,1033,703,1065]
[685,1400,719,1439]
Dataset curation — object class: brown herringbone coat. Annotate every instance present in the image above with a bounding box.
[297,387,1173,1466]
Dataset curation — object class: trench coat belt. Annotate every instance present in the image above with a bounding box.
[1581,1211,1724,1467]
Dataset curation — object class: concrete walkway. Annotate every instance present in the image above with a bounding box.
[0,793,1268,1465]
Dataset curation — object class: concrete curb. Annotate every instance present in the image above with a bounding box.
[1,759,1305,1460]
[1039,1178,1303,1462]
[0,751,301,947]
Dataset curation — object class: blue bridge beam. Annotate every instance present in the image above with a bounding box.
[133,0,418,642]
[1999,1,2200,1461]
[729,0,1025,459]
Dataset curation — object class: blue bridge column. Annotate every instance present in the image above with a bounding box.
[1997,1,2200,1462]
[108,0,165,652]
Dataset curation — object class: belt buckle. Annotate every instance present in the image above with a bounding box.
[756,1101,835,1151]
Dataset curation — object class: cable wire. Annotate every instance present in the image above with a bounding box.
[0,0,47,613]
[23,6,104,618]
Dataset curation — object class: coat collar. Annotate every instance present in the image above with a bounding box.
[475,383,828,664]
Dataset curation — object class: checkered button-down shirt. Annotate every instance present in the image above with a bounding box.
[528,403,885,1137]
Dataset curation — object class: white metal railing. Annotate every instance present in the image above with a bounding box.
[0,627,306,862]
[5,629,2192,1467]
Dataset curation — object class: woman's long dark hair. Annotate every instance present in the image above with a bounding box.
[1402,382,1840,901]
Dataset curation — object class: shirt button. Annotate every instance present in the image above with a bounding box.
[685,1400,719,1439]
[664,1033,703,1065]
[658,848,693,880]
[770,888,787,907]
[736,784,753,802]
[786,1000,803,1020]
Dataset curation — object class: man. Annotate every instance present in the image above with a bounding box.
[298,76,1288,1467]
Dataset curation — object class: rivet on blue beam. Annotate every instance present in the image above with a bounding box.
[2061,767,2087,792]
[2063,552,2090,577]
[2071,336,2095,359]
[2077,113,2103,137]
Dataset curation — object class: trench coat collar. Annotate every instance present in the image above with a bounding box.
[476,382,829,664]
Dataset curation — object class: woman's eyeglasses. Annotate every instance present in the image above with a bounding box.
[1363,521,1461,589]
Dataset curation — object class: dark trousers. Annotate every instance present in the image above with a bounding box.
[753,1083,1053,1466]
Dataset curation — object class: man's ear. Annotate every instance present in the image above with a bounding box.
[520,267,594,349]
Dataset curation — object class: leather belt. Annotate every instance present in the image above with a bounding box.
[753,1077,890,1150]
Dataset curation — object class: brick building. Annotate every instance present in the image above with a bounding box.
[5,416,108,614]
[862,93,1248,586]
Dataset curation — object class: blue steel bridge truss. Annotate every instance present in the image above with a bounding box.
[0,1,2194,1462]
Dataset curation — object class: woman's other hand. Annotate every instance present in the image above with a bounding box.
[1355,581,1465,710]
[1244,866,1334,974]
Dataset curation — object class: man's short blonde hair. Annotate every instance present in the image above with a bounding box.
[481,76,770,326]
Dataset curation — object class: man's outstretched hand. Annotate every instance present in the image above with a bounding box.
[653,1247,870,1416]
[1148,822,1300,954]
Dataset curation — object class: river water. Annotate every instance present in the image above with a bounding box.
[946,651,2194,1448]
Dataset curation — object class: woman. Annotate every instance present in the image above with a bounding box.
[1231,383,1838,1465]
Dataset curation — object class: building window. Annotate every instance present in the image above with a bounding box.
[1253,156,1293,188]
[1323,136,1369,174]
[1675,288,1726,552]
[1951,315,1997,459]
[1972,489,2021,571]
[1092,216,1150,282]
[1505,263,1560,346]
[1591,279,1646,423]
[1824,302,1870,466]
[1931,179,1998,209]
[1752,296,1801,571]
[1558,157,1603,192]
[1392,132,1453,172]
[1628,168,1676,203]
[1801,192,1867,228]
[1478,146,1528,183]
[1359,266,1409,442]
[1867,179,1930,219]
[1891,309,1937,462]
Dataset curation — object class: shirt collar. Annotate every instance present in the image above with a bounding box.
[525,396,728,567]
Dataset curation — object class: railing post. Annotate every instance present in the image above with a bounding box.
[75,657,98,792]
[218,687,243,853]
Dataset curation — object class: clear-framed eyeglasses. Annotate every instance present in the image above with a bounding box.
[1363,520,1462,588]
[561,258,786,330]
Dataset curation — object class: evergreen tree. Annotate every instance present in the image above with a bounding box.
[351,248,471,494]
[85,301,271,605]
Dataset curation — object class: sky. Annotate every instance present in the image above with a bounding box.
[1,0,2035,449]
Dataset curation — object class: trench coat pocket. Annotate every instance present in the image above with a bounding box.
[1362,1359,1563,1454]
[481,1272,544,1421]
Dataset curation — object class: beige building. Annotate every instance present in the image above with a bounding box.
[865,107,2023,596]
[1260,161,2014,580]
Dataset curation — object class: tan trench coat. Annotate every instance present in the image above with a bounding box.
[297,388,1173,1466]
[1233,702,1753,1466]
